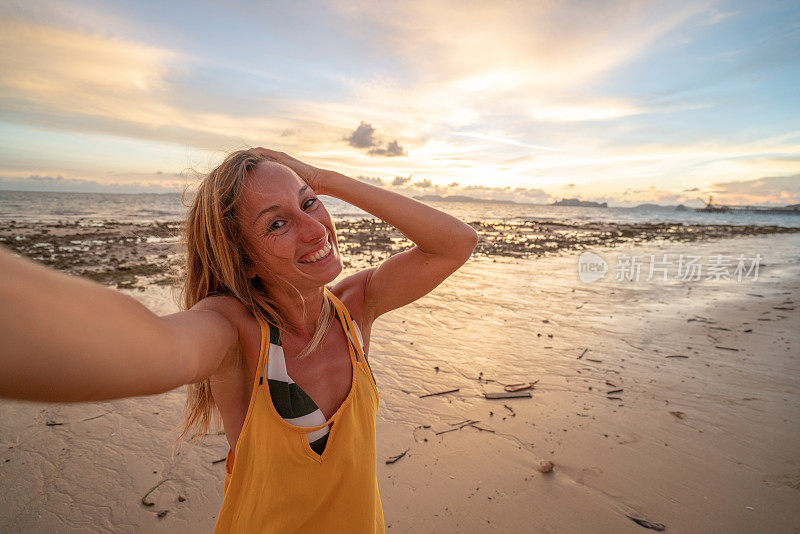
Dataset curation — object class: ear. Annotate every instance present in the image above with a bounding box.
[245,262,257,279]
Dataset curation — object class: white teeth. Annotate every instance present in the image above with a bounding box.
[298,240,332,263]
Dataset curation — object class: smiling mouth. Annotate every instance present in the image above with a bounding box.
[297,236,333,263]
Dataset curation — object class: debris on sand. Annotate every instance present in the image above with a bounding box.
[386,449,410,464]
[503,380,538,392]
[81,412,110,422]
[435,420,480,435]
[538,460,554,473]
[420,388,460,398]
[141,479,170,507]
[484,391,532,399]
[669,411,686,419]
[626,514,666,531]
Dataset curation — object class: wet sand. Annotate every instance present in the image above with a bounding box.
[1,218,796,289]
[1,227,799,532]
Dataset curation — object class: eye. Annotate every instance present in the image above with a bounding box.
[303,197,318,209]
[267,219,285,232]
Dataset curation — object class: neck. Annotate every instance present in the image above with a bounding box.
[269,284,327,337]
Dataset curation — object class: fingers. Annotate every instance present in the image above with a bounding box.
[251,147,275,161]
[253,147,286,159]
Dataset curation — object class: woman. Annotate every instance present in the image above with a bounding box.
[0,148,478,533]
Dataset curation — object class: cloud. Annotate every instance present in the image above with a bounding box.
[345,121,377,148]
[331,0,710,128]
[449,131,556,150]
[709,174,800,205]
[355,175,384,186]
[345,122,407,157]
[0,174,182,194]
[702,9,743,26]
[368,140,407,157]
[377,176,553,204]
[0,17,337,154]
[458,184,552,204]
[1,1,797,207]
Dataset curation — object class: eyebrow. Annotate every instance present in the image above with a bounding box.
[252,184,311,227]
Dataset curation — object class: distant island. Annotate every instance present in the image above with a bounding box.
[413,194,520,205]
[551,198,608,208]
[632,203,689,211]
[409,195,798,212]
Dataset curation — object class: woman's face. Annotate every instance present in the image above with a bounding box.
[238,161,342,293]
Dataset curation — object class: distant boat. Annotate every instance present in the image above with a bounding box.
[695,195,800,215]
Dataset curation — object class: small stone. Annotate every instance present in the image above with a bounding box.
[539,460,554,473]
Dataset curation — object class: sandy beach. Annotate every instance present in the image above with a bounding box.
[1,228,799,533]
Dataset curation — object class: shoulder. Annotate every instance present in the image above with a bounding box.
[329,268,375,328]
[193,295,262,376]
[192,295,260,349]
[193,295,252,324]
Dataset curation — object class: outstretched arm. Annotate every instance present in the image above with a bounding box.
[254,149,478,321]
[0,247,237,402]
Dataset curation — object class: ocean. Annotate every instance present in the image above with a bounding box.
[1,190,798,228]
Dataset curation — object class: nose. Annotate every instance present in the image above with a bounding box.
[297,211,327,244]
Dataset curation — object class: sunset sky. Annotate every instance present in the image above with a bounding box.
[0,0,798,206]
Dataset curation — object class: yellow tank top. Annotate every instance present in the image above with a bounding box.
[213,288,384,533]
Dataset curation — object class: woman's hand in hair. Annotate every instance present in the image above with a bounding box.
[252,148,328,194]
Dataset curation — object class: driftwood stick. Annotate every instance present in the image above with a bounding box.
[81,412,111,422]
[436,420,479,435]
[484,391,532,399]
[419,388,460,398]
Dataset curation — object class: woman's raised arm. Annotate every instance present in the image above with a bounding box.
[0,247,238,402]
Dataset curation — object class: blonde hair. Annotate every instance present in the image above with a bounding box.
[176,149,335,442]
